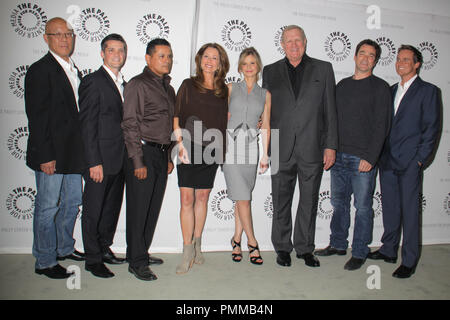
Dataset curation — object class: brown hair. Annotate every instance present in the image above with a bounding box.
[398,44,423,74]
[192,43,229,99]
[238,47,263,81]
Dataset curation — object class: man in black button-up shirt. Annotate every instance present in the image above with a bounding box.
[121,38,175,281]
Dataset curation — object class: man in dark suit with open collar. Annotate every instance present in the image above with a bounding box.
[25,17,85,279]
[263,25,338,268]
[368,45,440,278]
[78,34,128,278]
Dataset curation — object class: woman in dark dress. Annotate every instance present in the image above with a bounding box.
[173,43,229,274]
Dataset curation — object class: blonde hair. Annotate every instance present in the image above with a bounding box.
[237,47,263,81]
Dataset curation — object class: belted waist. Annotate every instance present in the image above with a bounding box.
[227,123,259,142]
[141,140,170,151]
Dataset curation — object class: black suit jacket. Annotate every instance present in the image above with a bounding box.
[78,66,126,175]
[24,52,85,174]
[262,56,338,163]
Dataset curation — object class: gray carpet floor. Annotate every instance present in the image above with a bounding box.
[1,245,449,300]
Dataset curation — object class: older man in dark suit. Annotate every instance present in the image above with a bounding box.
[368,45,440,278]
[263,25,338,268]
[25,17,85,279]
[78,34,128,278]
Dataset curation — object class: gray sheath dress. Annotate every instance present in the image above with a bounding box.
[223,81,266,201]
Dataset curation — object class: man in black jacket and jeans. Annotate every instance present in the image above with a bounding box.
[315,39,392,270]
[25,17,86,279]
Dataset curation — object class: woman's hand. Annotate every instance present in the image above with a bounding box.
[259,155,269,174]
[178,142,190,164]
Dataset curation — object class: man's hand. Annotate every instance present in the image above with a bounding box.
[168,161,174,174]
[89,165,104,183]
[358,159,373,172]
[323,149,336,170]
[134,167,147,180]
[40,160,56,175]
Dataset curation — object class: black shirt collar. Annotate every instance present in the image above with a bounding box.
[285,54,310,70]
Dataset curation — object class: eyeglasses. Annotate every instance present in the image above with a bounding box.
[46,32,75,39]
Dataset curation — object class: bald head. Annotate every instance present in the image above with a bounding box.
[45,17,72,34]
[44,17,75,61]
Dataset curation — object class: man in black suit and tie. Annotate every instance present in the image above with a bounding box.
[368,45,440,278]
[263,25,338,268]
[25,17,86,279]
[78,34,128,278]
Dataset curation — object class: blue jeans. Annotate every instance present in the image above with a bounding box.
[329,152,376,259]
[32,171,82,269]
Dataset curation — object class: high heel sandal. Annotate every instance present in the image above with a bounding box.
[231,238,242,262]
[248,243,263,265]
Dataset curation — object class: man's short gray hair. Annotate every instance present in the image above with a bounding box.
[281,25,307,43]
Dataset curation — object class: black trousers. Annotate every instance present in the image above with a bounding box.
[125,144,168,268]
[271,151,323,255]
[81,167,125,264]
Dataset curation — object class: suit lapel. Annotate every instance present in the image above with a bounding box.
[296,62,315,105]
[47,53,79,115]
[394,77,421,122]
[99,66,122,102]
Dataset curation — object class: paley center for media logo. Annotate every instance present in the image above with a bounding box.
[375,36,396,67]
[274,25,288,56]
[6,186,36,220]
[7,126,28,161]
[10,3,47,38]
[136,13,170,44]
[324,31,352,62]
[418,41,438,71]
[73,7,110,42]
[221,19,252,52]
[9,65,29,99]
[210,189,235,221]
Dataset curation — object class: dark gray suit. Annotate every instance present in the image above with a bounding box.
[263,55,337,254]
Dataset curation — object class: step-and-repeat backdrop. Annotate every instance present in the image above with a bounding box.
[1,0,449,253]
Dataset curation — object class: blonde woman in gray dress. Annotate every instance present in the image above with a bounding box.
[224,47,271,265]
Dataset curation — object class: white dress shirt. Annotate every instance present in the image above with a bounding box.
[394,74,418,115]
[50,51,80,110]
[102,65,124,102]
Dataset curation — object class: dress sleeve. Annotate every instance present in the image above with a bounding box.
[174,79,189,119]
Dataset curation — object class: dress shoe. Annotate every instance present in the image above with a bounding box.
[102,248,126,264]
[57,249,85,261]
[344,257,365,271]
[85,263,114,278]
[297,253,320,267]
[149,255,164,265]
[276,251,291,267]
[35,264,73,279]
[367,250,397,263]
[315,245,346,256]
[129,265,157,281]
[393,265,415,279]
